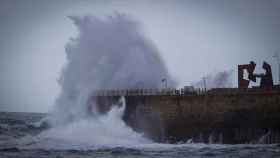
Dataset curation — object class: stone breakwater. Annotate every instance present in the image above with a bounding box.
[91,88,280,144]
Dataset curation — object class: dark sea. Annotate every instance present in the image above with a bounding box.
[0,112,279,158]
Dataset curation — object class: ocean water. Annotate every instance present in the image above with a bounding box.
[0,112,279,158]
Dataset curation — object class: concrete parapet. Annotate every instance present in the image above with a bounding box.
[93,88,280,144]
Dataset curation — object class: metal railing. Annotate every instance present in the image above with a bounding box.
[92,88,207,96]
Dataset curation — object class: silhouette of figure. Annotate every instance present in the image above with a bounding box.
[260,62,273,89]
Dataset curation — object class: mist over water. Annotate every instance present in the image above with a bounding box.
[193,70,234,89]
[39,14,175,147]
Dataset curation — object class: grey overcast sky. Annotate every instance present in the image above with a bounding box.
[0,0,279,112]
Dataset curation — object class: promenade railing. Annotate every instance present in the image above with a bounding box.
[92,88,208,96]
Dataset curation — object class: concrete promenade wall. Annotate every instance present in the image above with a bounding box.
[94,89,280,144]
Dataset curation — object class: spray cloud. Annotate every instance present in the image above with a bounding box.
[47,13,175,126]
[34,13,176,147]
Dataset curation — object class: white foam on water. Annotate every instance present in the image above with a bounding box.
[14,97,152,150]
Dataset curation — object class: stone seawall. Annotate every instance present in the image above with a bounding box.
[94,90,280,144]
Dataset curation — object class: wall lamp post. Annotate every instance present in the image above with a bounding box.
[273,51,280,85]
[202,77,207,91]
[162,78,167,89]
